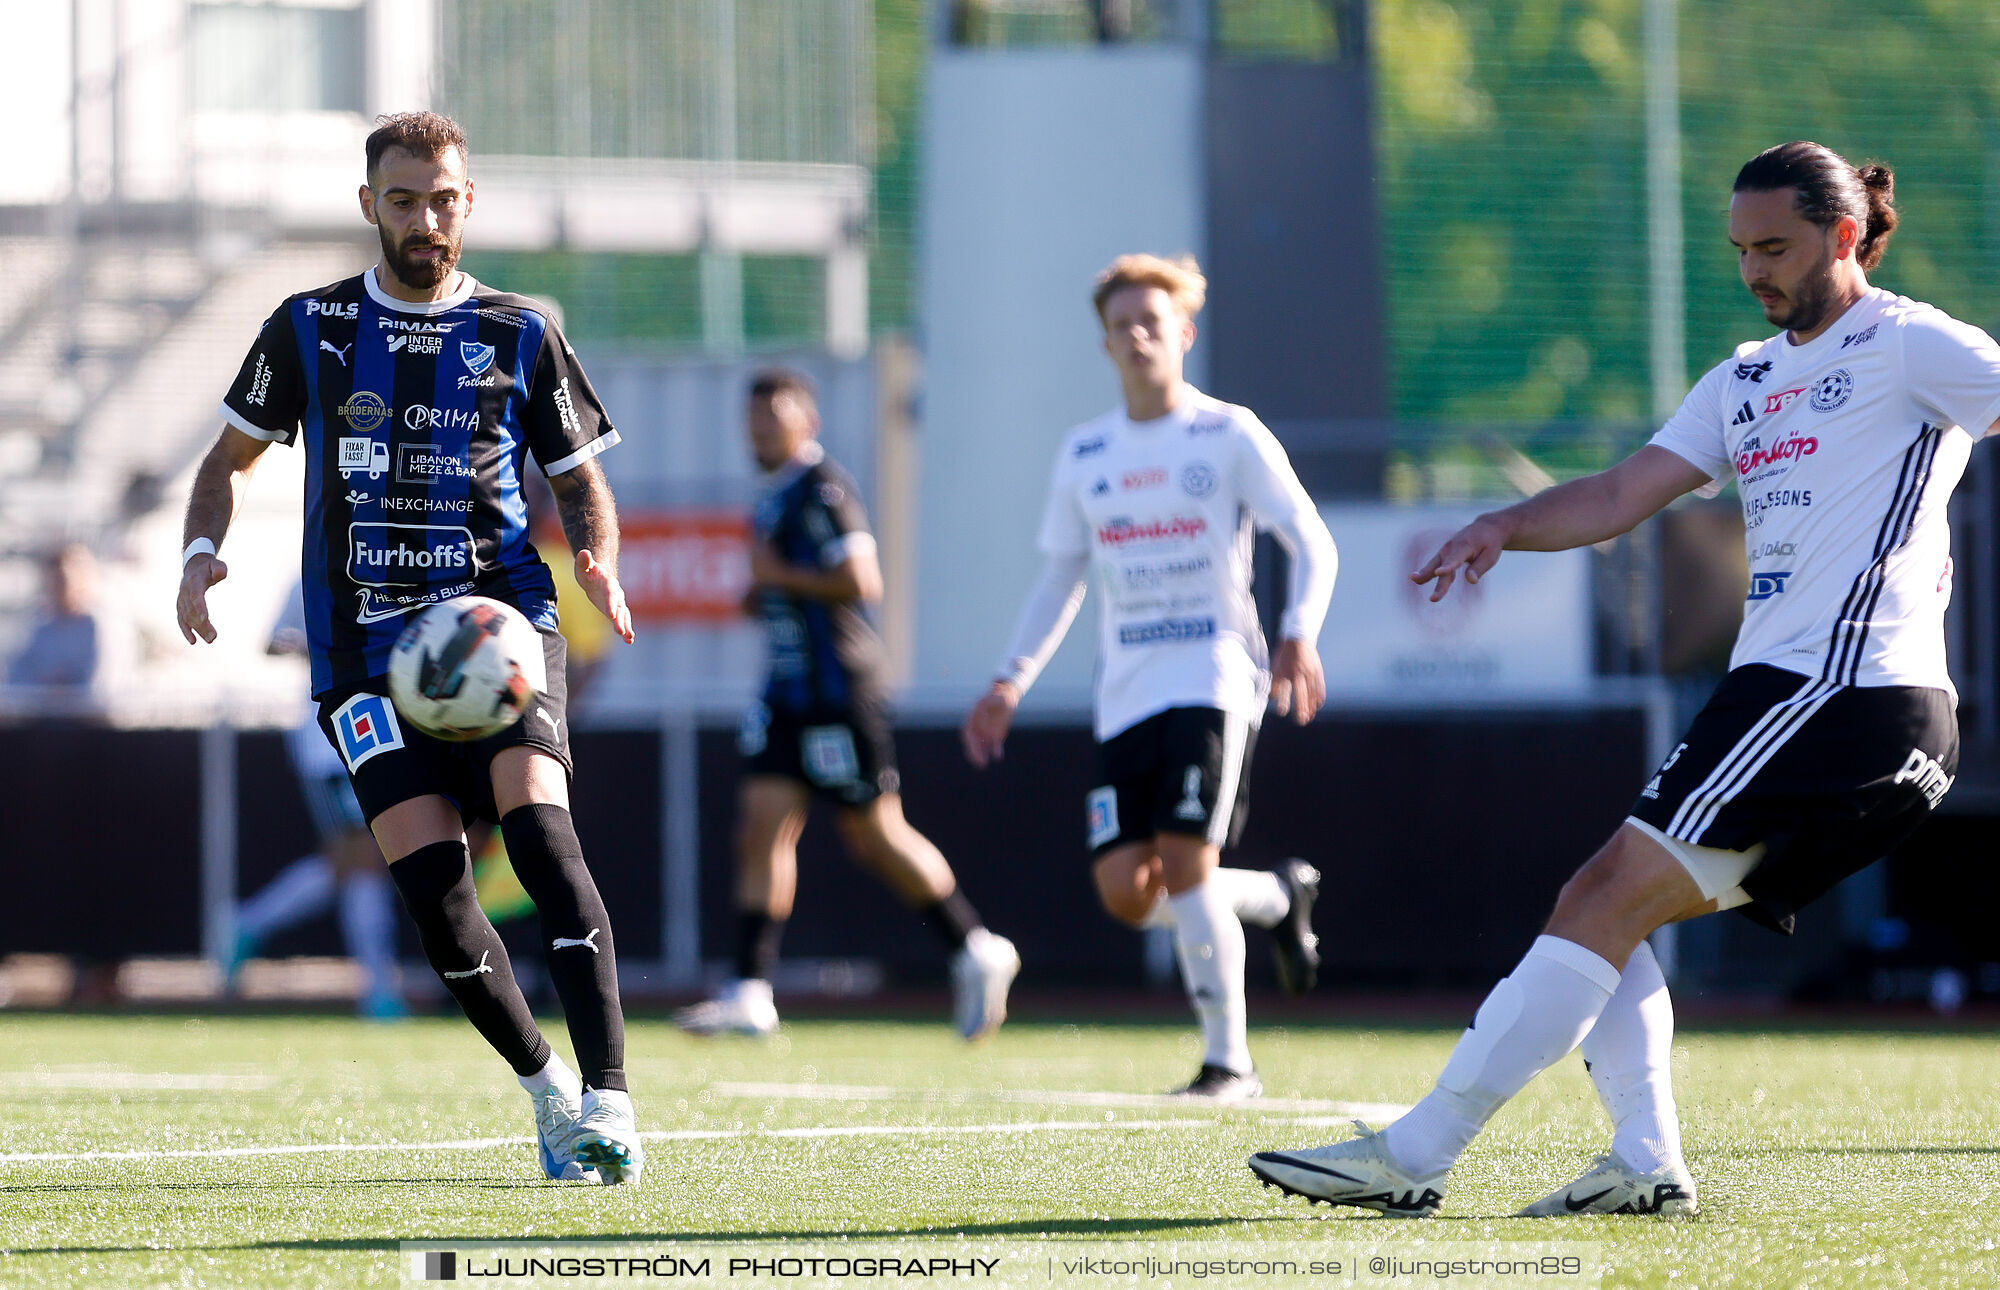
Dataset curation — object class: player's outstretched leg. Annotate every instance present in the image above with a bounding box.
[1520,940,1697,1216]
[338,870,405,1019]
[229,853,336,983]
[389,839,586,1179]
[500,804,627,1096]
[1206,860,1320,995]
[834,796,1019,1041]
[1165,879,1260,1101]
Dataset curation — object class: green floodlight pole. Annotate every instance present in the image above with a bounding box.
[1644,0,1685,421]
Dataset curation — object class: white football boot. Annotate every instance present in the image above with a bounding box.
[672,978,779,1037]
[1249,1120,1447,1217]
[950,928,1021,1041]
[523,1059,596,1182]
[1516,1151,1698,1217]
[571,1088,645,1186]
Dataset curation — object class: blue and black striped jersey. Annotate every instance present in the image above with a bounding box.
[753,444,889,712]
[220,269,620,696]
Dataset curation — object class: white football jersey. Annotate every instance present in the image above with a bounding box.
[1037,388,1326,739]
[1651,289,2000,695]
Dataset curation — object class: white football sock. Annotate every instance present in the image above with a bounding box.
[338,871,399,999]
[1169,883,1251,1073]
[517,1051,582,1098]
[1208,867,1290,928]
[237,855,335,940]
[1384,935,1622,1178]
[1580,939,1685,1176]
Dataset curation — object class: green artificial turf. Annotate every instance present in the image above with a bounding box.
[1,1015,1994,1288]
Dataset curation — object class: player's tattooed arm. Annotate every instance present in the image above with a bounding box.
[177,426,272,644]
[547,459,635,644]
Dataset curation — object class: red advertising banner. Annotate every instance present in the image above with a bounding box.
[616,510,753,622]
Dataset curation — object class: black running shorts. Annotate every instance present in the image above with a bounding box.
[738,693,901,807]
[1629,663,1957,933]
[1088,705,1257,859]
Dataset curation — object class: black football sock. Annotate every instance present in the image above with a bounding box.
[500,804,627,1093]
[920,887,983,952]
[735,911,785,982]
[388,840,550,1078]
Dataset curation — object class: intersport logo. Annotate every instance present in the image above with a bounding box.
[1096,516,1206,547]
[1734,434,1818,475]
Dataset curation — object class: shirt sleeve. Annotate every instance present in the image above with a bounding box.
[218,304,306,445]
[524,314,621,474]
[1035,441,1089,557]
[1901,309,2000,438]
[1648,359,1734,492]
[800,472,875,569]
[1231,412,1337,641]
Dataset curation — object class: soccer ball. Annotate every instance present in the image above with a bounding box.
[388,596,547,742]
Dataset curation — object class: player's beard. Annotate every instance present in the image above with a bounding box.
[380,224,462,291]
[1761,245,1840,334]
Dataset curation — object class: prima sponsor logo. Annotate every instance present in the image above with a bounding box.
[460,340,497,374]
[396,444,475,484]
[1116,616,1215,646]
[336,390,391,433]
[1746,570,1793,601]
[1763,387,1807,414]
[552,376,582,436]
[247,354,271,406]
[306,299,357,319]
[404,404,480,433]
[1734,433,1818,475]
[1121,468,1167,490]
[378,317,455,333]
[1894,748,1955,807]
[338,437,390,480]
[387,333,443,355]
[1809,368,1854,412]
[347,523,474,586]
[1096,516,1207,547]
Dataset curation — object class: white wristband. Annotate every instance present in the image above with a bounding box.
[182,538,217,567]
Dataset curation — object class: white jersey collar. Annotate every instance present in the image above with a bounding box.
[365,265,479,314]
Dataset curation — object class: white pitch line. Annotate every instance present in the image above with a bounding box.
[0,1113,1361,1166]
[712,1081,1410,1122]
[0,1071,274,1092]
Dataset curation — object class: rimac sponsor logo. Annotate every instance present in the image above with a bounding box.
[1116,616,1216,646]
[1096,516,1207,547]
[1733,359,1773,383]
[404,404,480,433]
[552,377,582,436]
[378,317,455,334]
[387,333,443,355]
[1744,488,1811,529]
[1809,368,1854,412]
[1180,460,1217,498]
[1746,570,1792,601]
[1072,435,1108,459]
[247,354,271,407]
[1734,433,1818,475]
[460,341,497,374]
[1840,323,1879,350]
[336,390,391,433]
[306,299,357,319]
[1121,468,1167,490]
[1895,748,1955,807]
[396,444,475,484]
[1121,555,1212,586]
[338,437,390,480]
[348,523,475,587]
[1763,386,1807,414]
